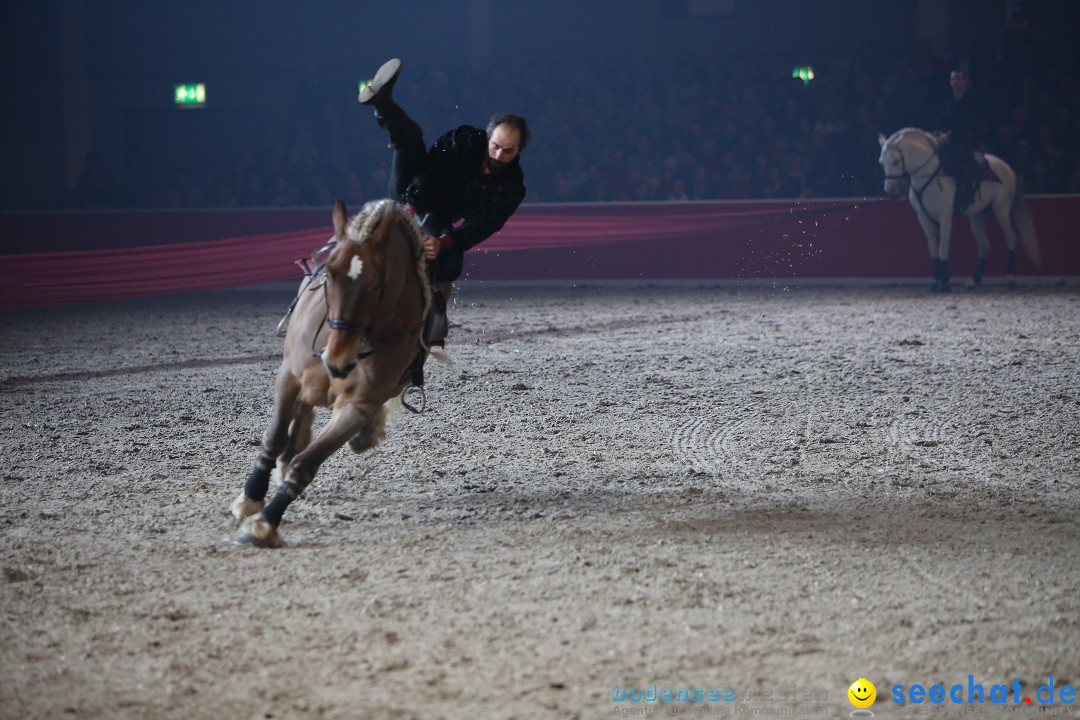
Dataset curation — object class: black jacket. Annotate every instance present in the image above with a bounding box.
[403,125,526,281]
[941,91,980,152]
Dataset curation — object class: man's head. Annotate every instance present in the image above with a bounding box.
[949,69,969,98]
[486,113,531,171]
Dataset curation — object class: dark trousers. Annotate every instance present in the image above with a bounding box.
[378,103,427,201]
[942,140,978,212]
[376,102,461,282]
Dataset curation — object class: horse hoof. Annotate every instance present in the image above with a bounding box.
[234,514,284,549]
[928,282,941,293]
[1007,275,1017,289]
[230,493,265,521]
[965,279,978,290]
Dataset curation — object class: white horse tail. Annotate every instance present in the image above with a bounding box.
[1011,179,1042,267]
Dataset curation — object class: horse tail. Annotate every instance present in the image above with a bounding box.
[1011,178,1042,267]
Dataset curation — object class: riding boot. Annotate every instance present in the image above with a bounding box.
[954,174,969,215]
[359,58,402,109]
[426,285,450,348]
[397,346,429,414]
[403,347,428,388]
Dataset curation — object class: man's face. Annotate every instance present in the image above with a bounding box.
[949,71,968,97]
[488,124,522,170]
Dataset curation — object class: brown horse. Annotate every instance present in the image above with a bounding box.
[231,198,430,548]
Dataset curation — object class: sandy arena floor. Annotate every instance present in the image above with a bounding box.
[1,280,1078,720]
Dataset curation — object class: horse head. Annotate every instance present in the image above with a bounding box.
[878,131,910,197]
[878,129,938,197]
[320,198,428,379]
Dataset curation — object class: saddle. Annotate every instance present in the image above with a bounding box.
[972,153,1000,184]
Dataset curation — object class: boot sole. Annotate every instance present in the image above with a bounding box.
[359,58,402,104]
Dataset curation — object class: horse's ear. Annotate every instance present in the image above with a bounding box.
[332,198,347,237]
[878,133,886,147]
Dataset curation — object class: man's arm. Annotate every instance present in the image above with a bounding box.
[439,184,526,254]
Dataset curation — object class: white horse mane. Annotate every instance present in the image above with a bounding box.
[884,127,937,149]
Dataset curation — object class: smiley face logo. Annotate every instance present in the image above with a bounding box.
[848,678,877,709]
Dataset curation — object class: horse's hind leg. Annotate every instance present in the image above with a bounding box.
[966,212,990,289]
[991,193,1019,288]
[348,404,389,454]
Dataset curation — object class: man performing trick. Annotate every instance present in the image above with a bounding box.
[359,58,530,387]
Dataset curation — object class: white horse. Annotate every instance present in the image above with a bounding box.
[877,128,1040,291]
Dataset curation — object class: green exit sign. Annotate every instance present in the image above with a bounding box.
[792,66,815,86]
[174,84,206,107]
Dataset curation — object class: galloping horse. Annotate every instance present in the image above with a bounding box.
[878,128,1040,291]
[231,198,430,548]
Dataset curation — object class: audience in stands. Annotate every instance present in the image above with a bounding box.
[43,41,1080,210]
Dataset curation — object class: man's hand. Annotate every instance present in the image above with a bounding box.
[422,235,440,260]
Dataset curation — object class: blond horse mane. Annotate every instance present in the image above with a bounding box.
[342,199,432,329]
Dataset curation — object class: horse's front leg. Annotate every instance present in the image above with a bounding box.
[966,212,990,289]
[935,212,954,292]
[277,405,316,478]
[914,209,943,292]
[234,401,375,548]
[230,366,301,523]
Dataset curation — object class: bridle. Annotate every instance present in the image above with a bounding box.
[883,132,945,219]
[883,134,939,186]
[311,245,425,361]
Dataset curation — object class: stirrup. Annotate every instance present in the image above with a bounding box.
[400,384,426,414]
[275,308,293,337]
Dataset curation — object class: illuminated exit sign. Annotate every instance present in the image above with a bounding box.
[174,84,206,107]
[792,66,815,86]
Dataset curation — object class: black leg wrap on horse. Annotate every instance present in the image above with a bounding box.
[244,452,276,502]
[973,258,986,285]
[939,260,951,291]
[261,481,303,527]
[930,259,942,291]
[1006,249,1016,275]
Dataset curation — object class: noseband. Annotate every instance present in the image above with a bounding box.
[314,256,424,362]
[884,134,947,221]
[884,134,940,187]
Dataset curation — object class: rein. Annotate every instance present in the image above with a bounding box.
[885,133,945,222]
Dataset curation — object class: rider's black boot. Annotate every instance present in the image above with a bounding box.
[359,58,402,109]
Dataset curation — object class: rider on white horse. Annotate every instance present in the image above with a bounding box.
[935,68,983,215]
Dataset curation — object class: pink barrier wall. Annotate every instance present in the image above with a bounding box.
[465,197,1077,281]
[1,197,1077,308]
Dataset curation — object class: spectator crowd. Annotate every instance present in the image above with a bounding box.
[58,40,1080,211]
